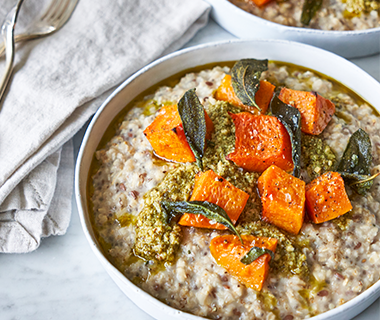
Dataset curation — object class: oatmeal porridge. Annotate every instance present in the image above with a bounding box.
[89,59,380,320]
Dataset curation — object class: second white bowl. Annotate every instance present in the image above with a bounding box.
[206,0,380,58]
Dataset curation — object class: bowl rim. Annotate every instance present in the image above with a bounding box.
[209,0,380,35]
[75,38,380,320]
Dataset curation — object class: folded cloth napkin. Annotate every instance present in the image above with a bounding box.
[0,0,210,253]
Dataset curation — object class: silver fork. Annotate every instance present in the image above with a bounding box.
[0,0,24,102]
[0,0,79,103]
[0,0,79,57]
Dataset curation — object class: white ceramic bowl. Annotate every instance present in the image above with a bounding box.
[206,0,380,58]
[75,39,380,320]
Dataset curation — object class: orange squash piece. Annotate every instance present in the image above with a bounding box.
[305,172,352,224]
[214,75,275,115]
[258,165,306,234]
[178,170,249,229]
[226,113,293,173]
[248,0,273,6]
[210,235,277,291]
[278,88,335,135]
[143,104,214,163]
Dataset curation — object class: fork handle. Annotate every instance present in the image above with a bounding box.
[0,31,52,57]
[0,0,24,103]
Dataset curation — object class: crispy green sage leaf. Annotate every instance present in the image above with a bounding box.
[240,246,275,265]
[339,172,380,195]
[301,0,323,25]
[178,89,207,170]
[270,94,302,178]
[337,128,374,194]
[337,129,372,175]
[231,59,268,111]
[161,200,243,243]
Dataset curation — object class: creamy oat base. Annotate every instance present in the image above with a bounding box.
[91,63,380,320]
[229,0,380,30]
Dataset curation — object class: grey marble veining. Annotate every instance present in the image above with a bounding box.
[1,19,379,320]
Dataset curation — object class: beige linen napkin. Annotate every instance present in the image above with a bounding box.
[0,0,210,253]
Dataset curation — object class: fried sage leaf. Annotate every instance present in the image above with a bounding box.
[339,172,380,195]
[161,200,243,243]
[270,94,302,178]
[337,128,375,194]
[301,0,323,25]
[337,129,372,175]
[178,89,207,170]
[240,246,275,265]
[231,59,268,111]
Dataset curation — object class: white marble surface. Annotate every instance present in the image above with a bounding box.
[1,19,380,320]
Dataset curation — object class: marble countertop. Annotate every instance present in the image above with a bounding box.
[1,19,380,320]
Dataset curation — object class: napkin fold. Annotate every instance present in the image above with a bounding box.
[0,0,210,253]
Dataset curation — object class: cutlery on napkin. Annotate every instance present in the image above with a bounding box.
[0,0,210,253]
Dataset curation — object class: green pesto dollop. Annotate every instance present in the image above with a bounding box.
[301,134,336,180]
[237,221,309,277]
[344,0,380,14]
[134,165,199,262]
[203,101,260,194]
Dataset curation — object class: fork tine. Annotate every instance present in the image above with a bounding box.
[55,0,77,28]
[55,0,71,21]
[40,0,64,22]
[0,0,79,57]
[48,0,71,22]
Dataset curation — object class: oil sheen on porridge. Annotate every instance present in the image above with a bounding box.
[90,61,380,320]
[229,0,380,30]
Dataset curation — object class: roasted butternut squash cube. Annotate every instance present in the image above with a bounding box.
[178,170,249,229]
[215,75,275,115]
[278,88,335,135]
[210,235,278,291]
[143,104,214,163]
[248,0,273,6]
[226,113,293,173]
[305,172,352,224]
[258,165,306,234]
